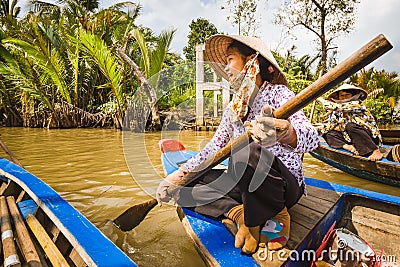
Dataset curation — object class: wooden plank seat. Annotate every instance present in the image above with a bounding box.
[287,186,340,250]
[1,194,86,267]
[26,214,70,267]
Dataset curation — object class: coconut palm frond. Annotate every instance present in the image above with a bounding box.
[149,28,175,78]
[0,59,53,110]
[37,23,66,55]
[130,27,150,77]
[77,29,124,113]
[3,38,71,103]
[109,1,141,20]
[0,43,16,66]
[67,41,80,104]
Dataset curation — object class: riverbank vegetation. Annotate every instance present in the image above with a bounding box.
[0,0,398,131]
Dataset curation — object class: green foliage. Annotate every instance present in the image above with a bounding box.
[156,62,196,110]
[350,68,399,103]
[75,29,124,113]
[0,0,397,129]
[183,18,219,61]
[365,97,394,123]
[273,49,316,94]
[0,0,20,28]
[0,55,54,111]
[4,37,71,103]
[350,67,400,124]
[130,26,176,88]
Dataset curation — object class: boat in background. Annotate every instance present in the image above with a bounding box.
[309,139,400,187]
[380,128,400,145]
[0,158,137,267]
[160,139,400,267]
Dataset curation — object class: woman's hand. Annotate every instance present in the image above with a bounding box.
[245,105,297,148]
[156,168,188,206]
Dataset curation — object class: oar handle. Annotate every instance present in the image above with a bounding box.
[274,34,392,119]
[0,137,22,167]
[185,34,392,182]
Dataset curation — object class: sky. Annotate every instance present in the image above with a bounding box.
[18,0,400,73]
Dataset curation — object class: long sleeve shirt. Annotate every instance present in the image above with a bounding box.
[182,82,319,188]
[318,99,382,145]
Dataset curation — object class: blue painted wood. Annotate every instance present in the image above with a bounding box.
[161,150,260,266]
[0,158,136,267]
[304,177,400,205]
[162,150,229,176]
[183,208,258,266]
[17,199,38,219]
[161,146,400,267]
[162,150,197,175]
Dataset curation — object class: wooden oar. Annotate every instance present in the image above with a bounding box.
[113,34,393,232]
[113,198,158,231]
[0,135,22,167]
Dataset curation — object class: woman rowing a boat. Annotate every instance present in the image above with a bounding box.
[156,35,319,254]
[317,84,384,161]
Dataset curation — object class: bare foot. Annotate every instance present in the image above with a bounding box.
[268,242,284,251]
[343,144,359,155]
[367,149,383,161]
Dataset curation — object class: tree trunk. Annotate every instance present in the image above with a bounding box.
[116,48,161,131]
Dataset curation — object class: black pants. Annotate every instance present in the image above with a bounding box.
[323,122,379,156]
[178,142,303,227]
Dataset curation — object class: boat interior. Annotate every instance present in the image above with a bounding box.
[0,171,88,266]
[179,184,400,267]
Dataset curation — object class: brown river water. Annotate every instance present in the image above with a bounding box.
[0,127,398,266]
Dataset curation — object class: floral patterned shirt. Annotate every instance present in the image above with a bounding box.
[182,83,320,188]
[318,100,382,145]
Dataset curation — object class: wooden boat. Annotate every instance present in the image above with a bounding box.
[380,128,400,145]
[309,139,400,187]
[0,157,137,267]
[160,139,400,267]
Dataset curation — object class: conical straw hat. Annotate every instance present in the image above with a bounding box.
[327,84,369,101]
[205,34,288,86]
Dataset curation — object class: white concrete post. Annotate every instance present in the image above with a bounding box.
[195,44,205,126]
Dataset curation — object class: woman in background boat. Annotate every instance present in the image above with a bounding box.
[156,35,319,254]
[317,84,383,161]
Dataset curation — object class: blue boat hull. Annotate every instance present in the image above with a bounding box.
[161,149,400,266]
[0,158,136,267]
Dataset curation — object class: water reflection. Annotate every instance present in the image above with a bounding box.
[0,127,398,266]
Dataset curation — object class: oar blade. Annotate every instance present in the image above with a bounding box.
[113,199,158,231]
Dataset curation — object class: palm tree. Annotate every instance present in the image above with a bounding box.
[0,0,21,31]
[0,0,20,19]
[123,27,176,130]
[77,29,125,127]
[350,68,400,123]
[0,0,142,127]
